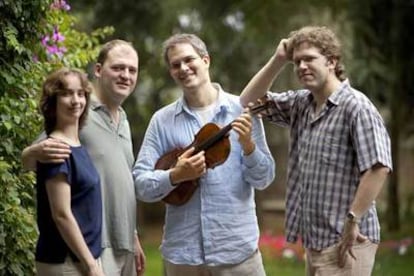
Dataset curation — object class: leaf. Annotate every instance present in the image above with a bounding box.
[3,121,12,131]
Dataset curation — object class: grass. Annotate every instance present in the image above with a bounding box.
[141,240,414,275]
[143,243,164,275]
[262,247,414,276]
[141,217,414,275]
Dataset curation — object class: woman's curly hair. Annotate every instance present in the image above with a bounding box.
[40,68,92,135]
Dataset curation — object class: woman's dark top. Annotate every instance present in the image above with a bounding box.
[35,145,102,263]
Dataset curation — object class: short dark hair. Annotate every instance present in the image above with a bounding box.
[287,26,346,81]
[40,68,92,135]
[97,39,138,65]
[162,33,209,65]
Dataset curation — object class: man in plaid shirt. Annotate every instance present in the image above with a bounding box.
[240,26,392,275]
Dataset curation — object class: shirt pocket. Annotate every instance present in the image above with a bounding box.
[321,134,342,165]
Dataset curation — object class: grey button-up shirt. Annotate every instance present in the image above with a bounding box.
[81,99,136,253]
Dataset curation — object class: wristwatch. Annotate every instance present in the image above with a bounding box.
[346,211,361,224]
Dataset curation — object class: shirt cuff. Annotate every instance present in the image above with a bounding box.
[159,169,177,194]
[243,147,262,168]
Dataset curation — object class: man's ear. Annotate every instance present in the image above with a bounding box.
[327,57,337,70]
[94,63,102,78]
[202,55,210,67]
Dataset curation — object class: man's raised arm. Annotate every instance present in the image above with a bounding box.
[240,38,291,106]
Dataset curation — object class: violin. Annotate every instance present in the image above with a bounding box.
[155,96,272,206]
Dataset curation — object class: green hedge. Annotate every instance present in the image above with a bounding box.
[0,1,112,274]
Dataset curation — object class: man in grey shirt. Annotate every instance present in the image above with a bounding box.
[22,40,146,275]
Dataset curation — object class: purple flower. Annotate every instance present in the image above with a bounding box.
[63,3,71,11]
[52,27,65,42]
[58,46,67,54]
[46,45,59,55]
[50,0,71,11]
[41,35,50,47]
[57,47,67,58]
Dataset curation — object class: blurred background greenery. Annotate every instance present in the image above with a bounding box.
[67,0,414,234]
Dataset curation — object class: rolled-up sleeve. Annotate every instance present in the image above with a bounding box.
[352,106,393,172]
[133,117,176,202]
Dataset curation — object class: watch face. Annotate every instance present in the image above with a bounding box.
[347,212,360,223]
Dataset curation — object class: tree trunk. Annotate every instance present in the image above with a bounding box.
[387,98,400,231]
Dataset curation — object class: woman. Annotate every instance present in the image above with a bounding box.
[35,68,104,275]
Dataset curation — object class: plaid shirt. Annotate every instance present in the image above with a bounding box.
[266,80,392,250]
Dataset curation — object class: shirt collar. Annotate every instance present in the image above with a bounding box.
[306,78,350,107]
[327,79,350,106]
[89,94,105,110]
[174,82,231,116]
[89,94,126,122]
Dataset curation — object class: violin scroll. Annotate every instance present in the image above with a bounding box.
[247,95,275,120]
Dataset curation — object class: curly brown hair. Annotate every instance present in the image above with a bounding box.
[287,26,346,81]
[40,68,92,135]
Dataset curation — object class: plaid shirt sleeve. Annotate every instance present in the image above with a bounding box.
[266,90,309,127]
[351,103,393,172]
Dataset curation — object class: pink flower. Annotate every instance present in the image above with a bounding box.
[63,3,71,11]
[41,35,50,47]
[58,46,67,54]
[52,27,65,42]
[50,0,71,11]
[46,45,59,55]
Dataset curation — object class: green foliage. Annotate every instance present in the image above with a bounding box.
[0,0,49,67]
[349,0,414,232]
[0,1,112,274]
[0,2,48,274]
[69,0,351,156]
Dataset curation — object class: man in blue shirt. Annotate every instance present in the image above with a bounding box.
[133,33,275,275]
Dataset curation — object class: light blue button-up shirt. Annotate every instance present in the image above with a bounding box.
[133,83,275,265]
